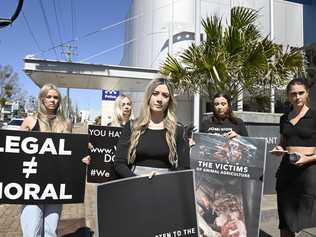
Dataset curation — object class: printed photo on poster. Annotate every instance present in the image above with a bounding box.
[191,133,266,237]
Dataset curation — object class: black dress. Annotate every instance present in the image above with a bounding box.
[276,109,316,232]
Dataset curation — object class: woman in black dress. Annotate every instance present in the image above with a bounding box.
[114,78,190,177]
[200,92,248,137]
[271,78,316,237]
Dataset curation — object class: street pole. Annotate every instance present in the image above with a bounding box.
[270,0,275,113]
[194,0,201,131]
[63,43,77,119]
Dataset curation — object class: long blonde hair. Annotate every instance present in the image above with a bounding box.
[128,78,178,167]
[111,94,133,127]
[35,84,70,133]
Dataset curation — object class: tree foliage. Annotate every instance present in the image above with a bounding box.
[160,6,306,101]
[0,65,21,113]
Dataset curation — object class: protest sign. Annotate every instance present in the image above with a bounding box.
[0,129,88,204]
[191,133,266,237]
[87,125,122,183]
[96,170,198,237]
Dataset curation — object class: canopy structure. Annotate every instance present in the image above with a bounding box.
[24,57,159,91]
[23,57,198,128]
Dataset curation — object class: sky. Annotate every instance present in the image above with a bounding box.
[0,0,132,120]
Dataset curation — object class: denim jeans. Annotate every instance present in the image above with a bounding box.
[20,204,62,237]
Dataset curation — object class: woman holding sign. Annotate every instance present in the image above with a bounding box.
[271,78,316,237]
[200,92,258,236]
[20,84,72,237]
[114,77,190,177]
[200,92,248,138]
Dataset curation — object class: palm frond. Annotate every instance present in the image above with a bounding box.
[202,16,223,47]
[231,6,258,30]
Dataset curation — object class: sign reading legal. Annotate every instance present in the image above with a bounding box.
[0,129,88,204]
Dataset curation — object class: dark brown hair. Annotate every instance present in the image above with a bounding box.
[286,78,311,107]
[212,92,238,124]
[286,77,310,95]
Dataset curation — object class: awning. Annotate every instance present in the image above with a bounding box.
[24,57,159,91]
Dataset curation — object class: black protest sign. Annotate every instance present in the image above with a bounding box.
[190,133,266,237]
[87,125,122,183]
[97,170,198,237]
[246,124,281,194]
[0,129,88,204]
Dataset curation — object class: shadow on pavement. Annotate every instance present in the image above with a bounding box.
[61,227,94,237]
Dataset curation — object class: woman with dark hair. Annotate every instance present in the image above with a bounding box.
[114,77,190,177]
[200,92,248,138]
[271,78,316,237]
[200,92,255,235]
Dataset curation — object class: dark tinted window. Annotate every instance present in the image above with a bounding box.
[8,119,23,126]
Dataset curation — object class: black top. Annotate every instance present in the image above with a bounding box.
[280,109,316,147]
[107,120,132,129]
[200,117,248,136]
[114,122,190,177]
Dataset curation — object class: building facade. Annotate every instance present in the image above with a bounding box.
[119,0,316,124]
[117,0,316,194]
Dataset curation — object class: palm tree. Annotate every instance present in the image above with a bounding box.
[161,6,305,105]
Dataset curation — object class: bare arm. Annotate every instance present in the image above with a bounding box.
[20,117,36,131]
[66,120,73,133]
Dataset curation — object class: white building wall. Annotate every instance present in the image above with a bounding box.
[120,0,304,123]
[274,0,303,47]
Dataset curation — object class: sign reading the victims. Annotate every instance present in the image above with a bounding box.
[87,125,122,183]
[96,170,198,237]
[0,129,88,204]
[191,133,266,237]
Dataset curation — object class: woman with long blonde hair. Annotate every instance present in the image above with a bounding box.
[20,83,72,237]
[109,94,133,127]
[114,78,190,177]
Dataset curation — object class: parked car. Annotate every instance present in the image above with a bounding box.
[1,118,24,130]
